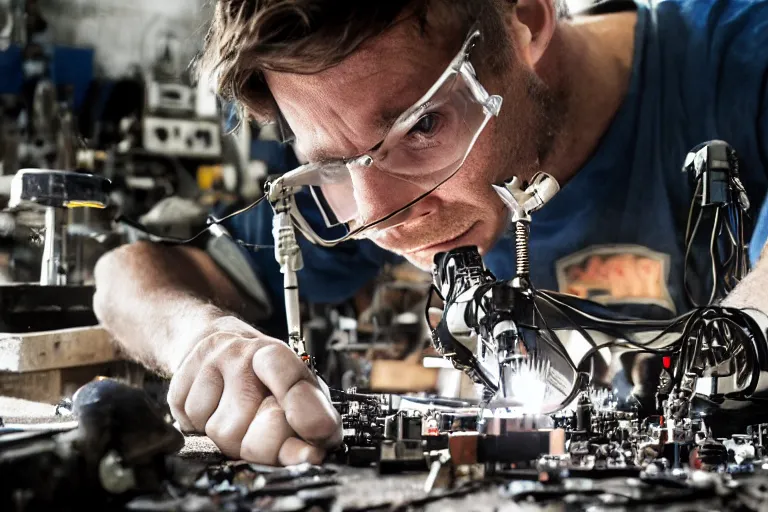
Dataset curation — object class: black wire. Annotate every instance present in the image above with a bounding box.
[721,216,737,284]
[541,290,701,348]
[708,208,722,304]
[535,293,599,351]
[568,308,723,389]
[684,206,706,306]
[516,287,690,407]
[683,173,750,306]
[536,290,677,328]
[425,284,440,331]
[115,195,274,250]
[532,300,579,372]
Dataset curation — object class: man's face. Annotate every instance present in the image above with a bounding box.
[265,18,556,269]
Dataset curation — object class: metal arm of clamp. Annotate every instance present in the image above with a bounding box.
[492,173,560,286]
[266,178,308,359]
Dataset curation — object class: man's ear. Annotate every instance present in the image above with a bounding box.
[506,0,557,68]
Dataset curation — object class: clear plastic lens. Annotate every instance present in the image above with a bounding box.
[280,28,502,244]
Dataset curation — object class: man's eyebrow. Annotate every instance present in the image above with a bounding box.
[375,105,409,133]
[301,103,415,163]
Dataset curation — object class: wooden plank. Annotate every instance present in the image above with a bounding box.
[0,369,62,404]
[0,326,122,373]
[369,360,439,392]
[0,361,148,405]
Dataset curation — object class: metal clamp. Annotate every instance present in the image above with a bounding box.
[267,178,309,360]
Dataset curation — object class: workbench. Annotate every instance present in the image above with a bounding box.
[179,437,503,511]
[1,396,492,510]
[4,395,768,511]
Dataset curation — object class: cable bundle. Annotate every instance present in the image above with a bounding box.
[682,142,750,306]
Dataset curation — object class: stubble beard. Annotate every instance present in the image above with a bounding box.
[495,66,567,186]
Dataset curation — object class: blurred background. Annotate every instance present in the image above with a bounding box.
[0,0,596,406]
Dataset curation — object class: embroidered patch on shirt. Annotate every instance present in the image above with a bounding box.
[555,245,675,313]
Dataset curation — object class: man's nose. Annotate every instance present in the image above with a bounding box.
[348,168,435,229]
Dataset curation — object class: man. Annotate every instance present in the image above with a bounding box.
[93,0,768,466]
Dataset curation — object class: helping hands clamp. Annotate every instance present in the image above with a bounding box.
[430,174,560,404]
[430,167,768,417]
[266,177,310,364]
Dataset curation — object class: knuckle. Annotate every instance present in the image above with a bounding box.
[196,332,226,357]
[94,242,149,282]
[305,447,326,466]
[254,340,293,360]
[253,343,309,382]
[202,334,258,367]
[91,289,108,324]
[216,338,250,361]
[257,400,283,420]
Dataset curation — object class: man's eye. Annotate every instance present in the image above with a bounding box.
[408,113,439,136]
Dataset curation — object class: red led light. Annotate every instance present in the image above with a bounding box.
[662,356,671,369]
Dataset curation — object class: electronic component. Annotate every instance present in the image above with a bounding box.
[428,144,768,426]
[682,140,750,304]
[330,389,388,467]
[141,117,221,159]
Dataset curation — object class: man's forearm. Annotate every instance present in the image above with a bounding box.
[93,241,260,374]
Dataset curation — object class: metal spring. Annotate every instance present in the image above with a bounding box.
[515,221,530,277]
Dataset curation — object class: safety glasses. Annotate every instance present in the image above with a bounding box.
[277,25,503,246]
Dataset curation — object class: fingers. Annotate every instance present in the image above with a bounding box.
[278,437,325,466]
[240,396,291,464]
[240,396,325,466]
[184,366,224,432]
[204,356,267,458]
[170,333,342,465]
[251,343,341,448]
[168,347,206,432]
[168,334,262,437]
[284,380,342,447]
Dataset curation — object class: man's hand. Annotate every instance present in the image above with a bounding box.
[167,316,342,465]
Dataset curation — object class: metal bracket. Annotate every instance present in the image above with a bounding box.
[266,177,309,360]
[492,172,560,223]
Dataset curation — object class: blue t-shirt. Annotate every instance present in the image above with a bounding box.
[222,0,768,330]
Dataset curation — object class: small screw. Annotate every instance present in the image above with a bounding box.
[356,155,373,167]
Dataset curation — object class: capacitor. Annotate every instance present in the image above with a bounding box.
[576,394,592,433]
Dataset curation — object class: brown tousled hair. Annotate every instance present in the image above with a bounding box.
[196,0,521,124]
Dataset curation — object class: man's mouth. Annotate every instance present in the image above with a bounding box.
[404,222,479,255]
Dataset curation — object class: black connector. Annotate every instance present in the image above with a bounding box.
[683,140,739,207]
